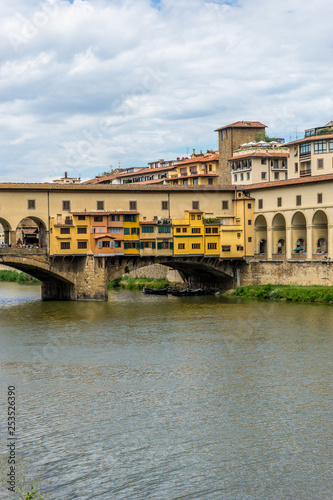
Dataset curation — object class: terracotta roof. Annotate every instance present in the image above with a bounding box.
[83,170,128,184]
[0,183,235,192]
[284,134,333,146]
[215,121,267,132]
[140,221,157,225]
[116,165,177,178]
[186,209,204,213]
[244,172,333,190]
[135,179,166,185]
[175,154,219,165]
[22,228,38,234]
[71,210,138,215]
[229,151,289,161]
[168,174,219,181]
[93,234,116,240]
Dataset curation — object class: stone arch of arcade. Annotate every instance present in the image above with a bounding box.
[0,217,12,246]
[254,208,332,260]
[15,216,48,249]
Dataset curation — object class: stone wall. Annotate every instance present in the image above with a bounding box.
[240,259,333,287]
[128,263,182,283]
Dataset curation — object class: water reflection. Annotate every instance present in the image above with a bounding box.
[0,284,332,499]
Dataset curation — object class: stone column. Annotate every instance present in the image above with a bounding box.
[306,225,313,260]
[74,255,108,300]
[286,226,292,259]
[328,224,333,260]
[267,227,273,259]
[10,231,16,247]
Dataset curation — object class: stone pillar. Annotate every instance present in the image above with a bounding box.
[306,225,313,260]
[41,280,74,300]
[286,226,292,259]
[328,224,333,260]
[10,231,16,247]
[74,255,108,300]
[267,227,273,259]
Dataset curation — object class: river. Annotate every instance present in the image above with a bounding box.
[0,282,332,499]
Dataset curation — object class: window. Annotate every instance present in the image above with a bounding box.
[192,201,199,210]
[129,201,137,210]
[222,200,229,210]
[222,245,231,252]
[193,178,198,185]
[176,228,181,233]
[158,226,171,233]
[115,241,121,248]
[97,201,104,210]
[62,200,70,211]
[182,228,187,233]
[237,246,244,251]
[192,228,201,234]
[300,142,311,155]
[98,227,103,233]
[209,165,212,171]
[314,140,327,154]
[277,197,282,207]
[240,173,244,181]
[274,172,279,180]
[208,243,217,250]
[247,172,250,180]
[178,243,185,249]
[237,232,241,238]
[258,199,263,209]
[60,227,70,234]
[94,216,103,222]
[317,159,324,169]
[192,243,201,249]
[124,214,136,222]
[161,201,168,210]
[212,227,218,233]
[102,241,110,248]
[296,195,301,206]
[27,199,35,210]
[131,228,137,235]
[110,215,120,221]
[78,215,86,221]
[144,242,150,248]
[317,193,323,204]
[234,174,238,182]
[261,172,267,180]
[248,220,252,225]
[78,241,87,249]
[294,163,298,173]
[329,140,333,152]
[248,237,252,242]
[205,227,211,234]
[197,215,201,220]
[124,228,130,235]
[77,227,87,234]
[247,203,252,209]
[60,242,70,249]
[109,227,121,234]
[142,226,154,233]
[191,215,195,220]
[208,179,213,185]
[261,159,266,165]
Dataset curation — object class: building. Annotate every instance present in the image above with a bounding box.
[229,143,289,185]
[215,121,267,184]
[167,150,219,186]
[52,172,81,184]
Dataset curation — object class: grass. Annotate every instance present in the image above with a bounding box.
[0,270,40,285]
[230,284,333,303]
[108,276,171,291]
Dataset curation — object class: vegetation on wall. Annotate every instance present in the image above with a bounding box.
[108,276,170,290]
[0,270,40,284]
[254,133,277,143]
[231,284,333,303]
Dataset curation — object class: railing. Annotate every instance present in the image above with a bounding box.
[300,169,311,177]
[271,165,287,170]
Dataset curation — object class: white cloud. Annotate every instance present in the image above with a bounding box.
[0,0,332,181]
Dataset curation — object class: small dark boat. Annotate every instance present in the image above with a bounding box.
[143,286,168,295]
[171,288,205,296]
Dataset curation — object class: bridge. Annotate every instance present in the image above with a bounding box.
[0,248,244,300]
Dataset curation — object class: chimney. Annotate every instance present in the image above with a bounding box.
[64,172,67,178]
[192,149,195,158]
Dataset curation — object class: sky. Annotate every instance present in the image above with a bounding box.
[0,0,332,182]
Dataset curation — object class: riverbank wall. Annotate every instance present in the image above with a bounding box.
[240,260,332,287]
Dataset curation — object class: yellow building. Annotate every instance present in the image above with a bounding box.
[123,212,140,255]
[167,151,219,186]
[50,213,90,255]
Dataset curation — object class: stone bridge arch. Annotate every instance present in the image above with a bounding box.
[15,216,48,249]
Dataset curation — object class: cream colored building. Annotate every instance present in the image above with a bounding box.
[284,132,333,179]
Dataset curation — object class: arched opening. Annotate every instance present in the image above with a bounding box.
[272,213,286,256]
[291,212,307,255]
[312,210,328,255]
[0,217,13,246]
[255,215,267,255]
[15,217,48,249]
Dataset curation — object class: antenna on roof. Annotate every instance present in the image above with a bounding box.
[294,125,298,140]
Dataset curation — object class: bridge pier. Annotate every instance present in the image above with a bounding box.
[73,254,108,300]
[41,280,74,300]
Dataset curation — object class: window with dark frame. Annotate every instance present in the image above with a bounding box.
[60,242,70,249]
[27,199,35,210]
[97,201,104,210]
[178,243,185,249]
[77,241,87,249]
[317,193,323,204]
[129,201,137,211]
[317,159,324,169]
[161,201,168,210]
[77,227,87,234]
[192,201,199,210]
[62,200,71,211]
[60,227,70,234]
[78,215,86,220]
[208,243,217,250]
[192,243,201,249]
[258,199,263,209]
[277,197,282,207]
[296,195,301,206]
[222,200,229,210]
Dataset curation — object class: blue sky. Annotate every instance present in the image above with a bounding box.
[0,0,332,182]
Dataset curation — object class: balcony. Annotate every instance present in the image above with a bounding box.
[300,168,311,177]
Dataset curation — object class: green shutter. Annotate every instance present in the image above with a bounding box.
[157,242,162,250]
[136,242,141,249]
[141,242,144,249]
[124,242,128,249]
[124,228,130,235]
[170,242,173,250]
[137,228,140,235]
[152,241,156,249]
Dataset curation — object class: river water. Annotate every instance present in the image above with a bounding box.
[0,282,332,500]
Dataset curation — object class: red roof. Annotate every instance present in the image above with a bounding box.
[284,133,333,146]
[116,165,176,178]
[229,151,289,161]
[175,154,219,165]
[215,121,266,132]
[71,210,138,215]
[168,174,219,181]
[244,173,333,190]
[136,178,166,185]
